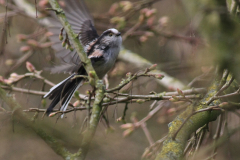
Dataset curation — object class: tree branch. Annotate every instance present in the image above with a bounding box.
[46,1,107,160]
[156,75,222,159]
[78,80,105,160]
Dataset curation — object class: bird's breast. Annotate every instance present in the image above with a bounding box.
[92,46,120,78]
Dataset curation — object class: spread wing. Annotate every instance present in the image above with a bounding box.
[48,0,99,74]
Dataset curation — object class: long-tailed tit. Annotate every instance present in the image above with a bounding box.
[44,0,122,116]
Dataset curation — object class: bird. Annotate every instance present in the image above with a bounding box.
[44,0,122,116]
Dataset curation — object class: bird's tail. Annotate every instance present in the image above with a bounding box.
[44,73,83,116]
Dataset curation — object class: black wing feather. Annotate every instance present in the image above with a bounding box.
[80,20,99,46]
[47,0,99,74]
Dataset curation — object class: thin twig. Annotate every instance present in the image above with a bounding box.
[132,117,154,146]
[212,113,224,159]
[107,69,163,93]
[1,85,47,96]
[215,87,240,99]
[24,106,88,114]
[206,74,234,105]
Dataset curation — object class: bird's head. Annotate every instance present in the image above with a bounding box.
[100,28,122,47]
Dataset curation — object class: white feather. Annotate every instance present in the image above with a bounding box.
[60,82,82,118]
[108,28,119,34]
[43,74,76,98]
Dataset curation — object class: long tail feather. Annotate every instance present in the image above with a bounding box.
[44,73,83,116]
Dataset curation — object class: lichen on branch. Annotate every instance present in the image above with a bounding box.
[156,74,222,160]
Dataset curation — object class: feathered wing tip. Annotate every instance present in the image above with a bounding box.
[45,63,80,74]
[44,73,83,117]
[64,0,94,25]
[79,20,99,46]
[47,0,98,74]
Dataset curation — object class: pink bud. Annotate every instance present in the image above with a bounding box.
[167,108,176,114]
[109,3,119,15]
[38,0,48,8]
[126,72,132,77]
[159,16,169,27]
[10,73,18,78]
[155,74,164,79]
[49,112,58,117]
[120,123,133,129]
[4,79,13,84]
[145,9,156,17]
[20,46,31,53]
[141,8,148,14]
[26,61,36,72]
[8,73,23,83]
[177,88,184,96]
[147,16,155,27]
[73,100,80,107]
[27,39,39,47]
[123,128,133,137]
[45,32,53,37]
[140,36,148,42]
[59,0,65,7]
[149,64,157,71]
[116,117,122,122]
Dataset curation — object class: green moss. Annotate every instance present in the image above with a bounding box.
[156,76,222,159]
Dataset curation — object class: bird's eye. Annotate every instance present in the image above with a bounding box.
[109,33,113,37]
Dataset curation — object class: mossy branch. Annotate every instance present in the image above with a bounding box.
[47,1,106,159]
[155,0,240,158]
[155,74,222,160]
[78,80,105,160]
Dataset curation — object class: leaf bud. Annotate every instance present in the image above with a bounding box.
[26,61,36,72]
[148,64,157,71]
[155,74,164,79]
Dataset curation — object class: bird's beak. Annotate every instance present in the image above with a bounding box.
[116,32,121,36]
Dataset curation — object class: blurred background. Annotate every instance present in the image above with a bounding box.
[0,0,240,160]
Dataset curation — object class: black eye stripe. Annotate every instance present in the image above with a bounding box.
[96,30,118,43]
